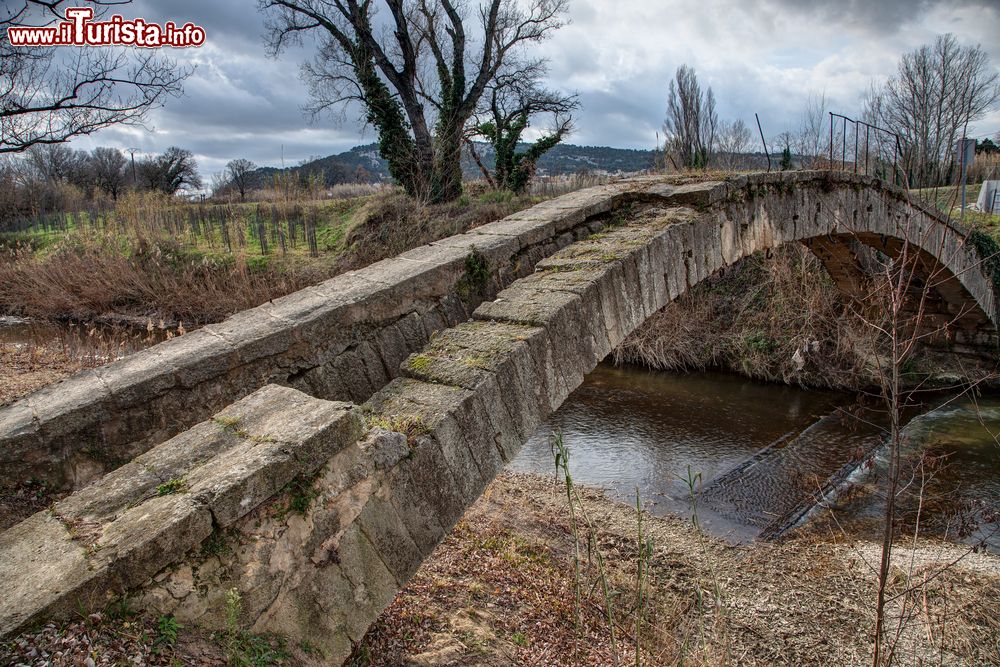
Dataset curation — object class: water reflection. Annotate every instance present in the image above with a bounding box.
[510,362,1000,549]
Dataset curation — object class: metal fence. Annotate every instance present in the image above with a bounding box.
[828,112,905,187]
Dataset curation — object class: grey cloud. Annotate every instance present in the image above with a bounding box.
[769,0,994,31]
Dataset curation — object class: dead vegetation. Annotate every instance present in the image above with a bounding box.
[0,187,542,326]
[350,471,999,667]
[333,187,539,272]
[2,473,996,666]
[615,245,879,390]
[0,342,89,407]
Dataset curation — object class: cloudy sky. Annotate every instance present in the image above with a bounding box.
[64,0,1000,178]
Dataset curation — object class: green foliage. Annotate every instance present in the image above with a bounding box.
[157,478,187,496]
[155,614,182,649]
[277,475,319,518]
[744,330,777,354]
[465,248,490,288]
[780,146,793,171]
[244,255,270,272]
[477,189,515,204]
[968,230,1000,304]
[354,57,419,199]
[476,112,570,193]
[201,527,232,558]
[298,641,324,657]
[456,248,490,298]
[224,588,289,666]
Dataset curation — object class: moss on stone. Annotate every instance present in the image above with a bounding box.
[406,353,434,374]
[364,413,430,445]
[156,478,187,496]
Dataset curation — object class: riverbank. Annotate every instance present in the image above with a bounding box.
[3,471,997,666]
[616,245,999,392]
[351,471,999,666]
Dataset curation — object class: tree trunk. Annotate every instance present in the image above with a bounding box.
[431,116,465,203]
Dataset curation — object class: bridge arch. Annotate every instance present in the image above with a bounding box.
[220,172,998,658]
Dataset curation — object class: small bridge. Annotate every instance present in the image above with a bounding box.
[1,172,997,662]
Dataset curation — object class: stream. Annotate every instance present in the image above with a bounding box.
[509,362,1000,550]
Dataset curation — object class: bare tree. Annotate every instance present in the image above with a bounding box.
[24,143,85,183]
[90,146,127,200]
[226,158,257,201]
[865,34,1000,187]
[796,91,828,168]
[715,118,753,170]
[467,65,578,192]
[137,146,201,195]
[0,1,190,154]
[838,191,1000,665]
[260,0,568,203]
[663,64,718,170]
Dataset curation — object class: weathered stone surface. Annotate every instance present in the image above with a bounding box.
[0,385,361,639]
[0,179,639,490]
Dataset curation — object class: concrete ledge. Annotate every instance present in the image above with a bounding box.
[0,385,362,639]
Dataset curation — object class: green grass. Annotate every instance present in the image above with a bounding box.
[911,183,985,213]
[4,196,369,265]
[910,182,1000,242]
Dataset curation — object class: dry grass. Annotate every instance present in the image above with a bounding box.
[334,188,542,272]
[2,474,995,666]
[615,246,875,390]
[0,321,177,407]
[0,239,325,325]
[0,342,89,406]
[0,187,548,326]
[351,471,1000,667]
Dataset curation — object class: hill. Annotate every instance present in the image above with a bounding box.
[247,142,660,188]
[245,142,792,189]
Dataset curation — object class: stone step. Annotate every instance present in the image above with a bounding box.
[0,384,362,639]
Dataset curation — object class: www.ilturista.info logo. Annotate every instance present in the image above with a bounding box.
[6,7,206,48]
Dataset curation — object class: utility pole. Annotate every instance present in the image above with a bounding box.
[126,147,139,186]
[958,138,975,221]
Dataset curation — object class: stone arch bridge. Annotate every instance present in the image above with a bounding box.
[1,171,997,663]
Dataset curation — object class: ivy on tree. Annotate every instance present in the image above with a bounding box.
[261,0,570,204]
[467,67,578,194]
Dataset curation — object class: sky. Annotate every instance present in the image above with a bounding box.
[54,0,1000,179]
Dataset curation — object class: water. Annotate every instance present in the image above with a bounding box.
[830,398,1000,550]
[509,362,1000,549]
